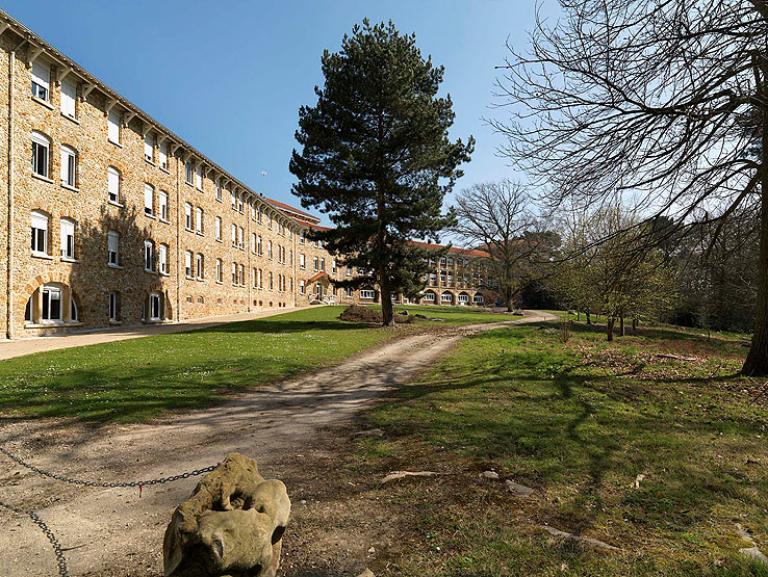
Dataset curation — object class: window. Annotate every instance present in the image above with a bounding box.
[107,109,121,144]
[185,160,193,184]
[31,60,50,100]
[422,292,436,302]
[345,287,353,297]
[332,259,337,274]
[231,224,237,247]
[320,258,325,271]
[360,290,376,300]
[159,244,168,275]
[252,268,258,288]
[184,203,193,230]
[232,262,238,285]
[237,192,244,212]
[144,240,155,272]
[59,145,77,188]
[41,285,62,321]
[441,292,453,303]
[346,265,353,277]
[107,231,120,266]
[107,166,121,204]
[196,253,204,279]
[216,259,223,283]
[267,240,273,259]
[238,226,244,249]
[216,179,222,202]
[148,292,163,321]
[257,235,263,256]
[474,294,484,304]
[159,191,169,221]
[215,216,222,241]
[109,292,120,321]
[258,206,263,224]
[268,271,274,290]
[257,268,263,288]
[195,165,203,190]
[31,131,50,178]
[313,256,319,271]
[159,141,169,170]
[230,189,236,210]
[31,211,48,255]
[458,293,469,304]
[144,133,154,162]
[250,201,256,220]
[239,264,245,286]
[300,253,306,269]
[60,218,75,260]
[195,207,204,234]
[299,280,305,294]
[185,250,193,278]
[61,78,76,119]
[251,233,257,253]
[144,184,155,217]
[300,231,305,245]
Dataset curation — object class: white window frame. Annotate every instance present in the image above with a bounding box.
[159,141,169,171]
[60,78,77,119]
[60,218,75,260]
[184,203,193,230]
[216,259,223,283]
[107,231,120,266]
[41,285,62,322]
[31,131,50,178]
[159,190,169,221]
[107,166,121,204]
[360,289,376,300]
[148,292,163,321]
[159,243,168,275]
[144,240,155,272]
[109,291,120,321]
[60,145,77,188]
[185,250,193,278]
[144,184,155,217]
[144,133,154,163]
[195,207,204,234]
[31,60,51,101]
[107,109,121,144]
[195,253,204,280]
[195,164,203,190]
[31,210,48,255]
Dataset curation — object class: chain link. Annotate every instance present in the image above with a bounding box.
[0,500,70,577]
[0,444,220,577]
[0,445,217,488]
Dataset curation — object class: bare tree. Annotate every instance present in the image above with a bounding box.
[453,180,555,311]
[494,0,768,374]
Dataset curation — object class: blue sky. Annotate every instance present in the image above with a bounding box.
[4,1,558,222]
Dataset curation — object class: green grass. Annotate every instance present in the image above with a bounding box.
[0,304,509,423]
[357,320,768,577]
[389,303,511,325]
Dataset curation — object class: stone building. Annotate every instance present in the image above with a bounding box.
[0,11,494,340]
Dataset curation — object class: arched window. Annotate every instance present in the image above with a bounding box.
[144,240,155,272]
[31,131,50,178]
[60,145,77,188]
[147,292,163,321]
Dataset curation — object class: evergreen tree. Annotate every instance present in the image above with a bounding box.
[290,20,474,326]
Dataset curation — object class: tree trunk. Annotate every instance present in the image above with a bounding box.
[505,287,514,312]
[380,285,395,327]
[606,316,614,342]
[619,315,625,337]
[585,309,592,325]
[743,61,768,376]
[577,311,581,321]
[632,317,638,331]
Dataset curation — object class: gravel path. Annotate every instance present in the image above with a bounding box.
[0,310,555,577]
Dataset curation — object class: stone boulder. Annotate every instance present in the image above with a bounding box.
[163,453,290,577]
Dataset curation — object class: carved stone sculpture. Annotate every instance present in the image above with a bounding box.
[163,453,290,577]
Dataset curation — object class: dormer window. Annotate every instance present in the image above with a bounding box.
[31,60,50,101]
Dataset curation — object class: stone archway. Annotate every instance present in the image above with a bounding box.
[20,272,80,326]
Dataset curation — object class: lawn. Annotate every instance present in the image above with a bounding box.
[0,304,507,423]
[389,303,512,325]
[352,319,768,577]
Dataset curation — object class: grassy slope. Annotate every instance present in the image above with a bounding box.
[0,305,508,423]
[355,320,768,577]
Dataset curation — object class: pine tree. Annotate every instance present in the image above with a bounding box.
[290,20,474,326]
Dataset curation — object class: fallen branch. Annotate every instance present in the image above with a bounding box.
[539,525,621,552]
[381,471,443,484]
[654,353,699,362]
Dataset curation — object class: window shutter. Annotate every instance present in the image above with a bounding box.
[31,61,50,90]
[31,211,48,230]
[61,79,76,117]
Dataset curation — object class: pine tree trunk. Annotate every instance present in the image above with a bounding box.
[743,62,768,376]
[380,285,395,327]
[607,317,614,342]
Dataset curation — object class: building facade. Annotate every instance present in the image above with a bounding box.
[0,12,494,340]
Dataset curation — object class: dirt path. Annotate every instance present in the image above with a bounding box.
[0,311,555,577]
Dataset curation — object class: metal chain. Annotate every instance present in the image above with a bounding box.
[0,445,221,577]
[0,445,217,488]
[0,499,70,577]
